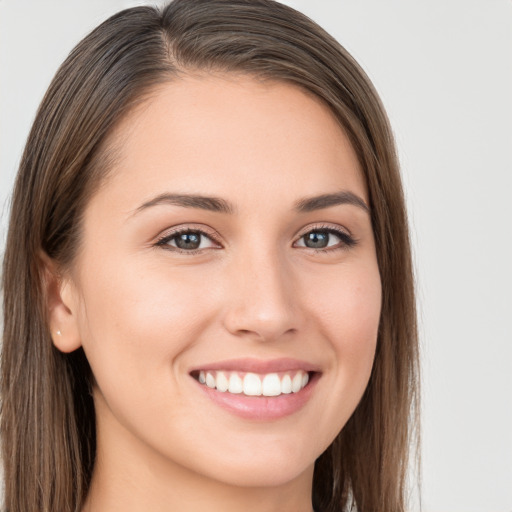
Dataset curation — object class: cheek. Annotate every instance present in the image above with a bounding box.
[306,257,381,392]
[74,257,220,396]
[311,257,381,343]
[337,278,381,363]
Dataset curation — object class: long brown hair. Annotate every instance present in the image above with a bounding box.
[1,1,419,511]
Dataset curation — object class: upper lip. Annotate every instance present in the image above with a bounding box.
[189,357,321,374]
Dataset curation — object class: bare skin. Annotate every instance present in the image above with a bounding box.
[46,74,381,512]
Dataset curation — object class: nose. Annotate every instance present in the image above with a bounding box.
[221,248,300,342]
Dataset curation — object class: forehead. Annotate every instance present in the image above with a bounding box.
[90,74,367,217]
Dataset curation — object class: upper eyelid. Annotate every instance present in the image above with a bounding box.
[156,222,349,237]
[294,223,352,239]
[156,225,222,243]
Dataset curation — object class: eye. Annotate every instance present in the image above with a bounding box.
[294,227,357,251]
[156,228,220,253]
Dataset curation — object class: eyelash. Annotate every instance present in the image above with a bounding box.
[155,227,221,255]
[155,224,358,255]
[296,225,358,252]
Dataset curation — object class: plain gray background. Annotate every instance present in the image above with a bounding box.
[1,1,511,511]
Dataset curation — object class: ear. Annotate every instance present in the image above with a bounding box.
[39,251,82,353]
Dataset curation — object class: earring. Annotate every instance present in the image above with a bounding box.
[56,330,62,336]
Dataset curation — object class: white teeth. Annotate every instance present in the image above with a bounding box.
[262,373,281,396]
[243,373,262,396]
[197,369,311,396]
[216,371,229,392]
[281,374,292,394]
[291,373,303,393]
[228,373,243,394]
[206,372,216,388]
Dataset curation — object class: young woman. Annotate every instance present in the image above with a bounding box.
[1,1,419,511]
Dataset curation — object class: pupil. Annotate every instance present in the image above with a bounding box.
[176,232,201,250]
[305,231,328,248]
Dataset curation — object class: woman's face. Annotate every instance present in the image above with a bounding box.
[59,75,381,489]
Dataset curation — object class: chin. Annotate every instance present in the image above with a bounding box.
[192,440,319,489]
[211,462,313,489]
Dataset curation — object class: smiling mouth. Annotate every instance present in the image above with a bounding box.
[191,370,312,397]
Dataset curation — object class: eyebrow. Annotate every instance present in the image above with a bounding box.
[293,191,369,213]
[132,190,369,217]
[133,193,235,215]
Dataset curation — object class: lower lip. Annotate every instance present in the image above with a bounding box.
[193,373,320,420]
